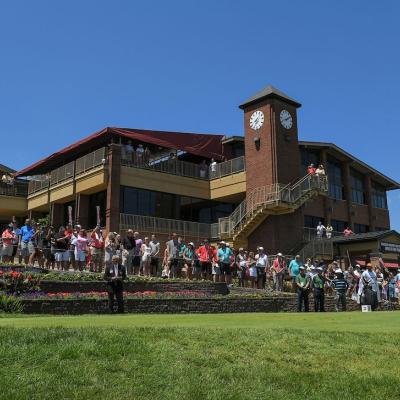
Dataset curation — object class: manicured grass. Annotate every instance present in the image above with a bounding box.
[0,313,399,399]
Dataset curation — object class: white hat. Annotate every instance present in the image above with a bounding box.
[189,242,195,247]
[277,252,283,257]
[220,241,226,245]
[239,248,244,251]
[258,247,264,251]
[335,269,343,274]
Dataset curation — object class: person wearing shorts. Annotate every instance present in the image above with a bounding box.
[72,229,89,271]
[211,245,221,282]
[19,219,35,264]
[90,226,104,272]
[54,226,70,270]
[217,241,233,286]
[1,224,16,263]
[197,240,213,280]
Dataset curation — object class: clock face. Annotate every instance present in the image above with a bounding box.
[280,109,293,129]
[249,110,264,130]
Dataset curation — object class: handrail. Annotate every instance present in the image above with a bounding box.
[218,174,328,238]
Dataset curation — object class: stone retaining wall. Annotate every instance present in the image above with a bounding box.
[20,296,379,314]
[38,280,229,295]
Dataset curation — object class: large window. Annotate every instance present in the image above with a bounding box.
[331,219,347,233]
[351,169,366,204]
[301,149,319,174]
[354,223,369,234]
[327,160,344,200]
[120,186,235,223]
[304,215,324,228]
[372,181,387,209]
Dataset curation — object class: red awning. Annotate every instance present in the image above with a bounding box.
[15,127,225,177]
[356,259,399,269]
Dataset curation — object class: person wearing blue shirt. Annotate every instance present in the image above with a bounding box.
[289,255,302,292]
[217,241,233,286]
[19,219,35,264]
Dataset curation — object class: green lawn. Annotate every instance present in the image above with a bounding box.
[0,312,399,400]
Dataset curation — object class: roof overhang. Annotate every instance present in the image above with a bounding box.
[299,141,400,190]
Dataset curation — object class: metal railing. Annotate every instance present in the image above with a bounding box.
[218,174,329,238]
[210,156,245,179]
[303,227,343,242]
[122,154,246,181]
[75,147,106,175]
[28,176,50,195]
[299,238,334,261]
[120,213,213,238]
[50,161,74,186]
[0,181,28,197]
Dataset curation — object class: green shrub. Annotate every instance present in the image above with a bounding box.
[0,294,23,313]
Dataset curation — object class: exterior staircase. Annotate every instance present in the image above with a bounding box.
[297,238,334,261]
[218,174,328,247]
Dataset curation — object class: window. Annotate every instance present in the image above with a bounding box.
[327,160,344,200]
[301,149,319,175]
[354,223,369,234]
[304,215,324,228]
[331,219,347,233]
[351,169,366,204]
[372,182,387,209]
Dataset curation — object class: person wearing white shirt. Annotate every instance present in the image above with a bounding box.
[255,247,269,289]
[316,221,326,239]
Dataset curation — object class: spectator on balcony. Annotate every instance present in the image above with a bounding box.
[1,224,16,263]
[19,219,35,265]
[141,237,152,277]
[72,229,89,271]
[255,247,269,289]
[316,221,326,239]
[197,239,213,280]
[149,234,160,276]
[272,253,286,292]
[124,140,134,163]
[315,164,326,176]
[133,232,143,275]
[209,158,217,179]
[90,225,104,273]
[136,144,145,166]
[199,160,208,178]
[343,226,354,237]
[144,146,151,165]
[307,163,316,175]
[55,226,70,271]
[326,223,333,239]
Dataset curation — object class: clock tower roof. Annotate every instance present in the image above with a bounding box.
[239,85,301,109]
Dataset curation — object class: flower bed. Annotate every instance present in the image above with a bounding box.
[0,271,41,295]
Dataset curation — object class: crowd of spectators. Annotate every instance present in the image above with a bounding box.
[1,219,399,311]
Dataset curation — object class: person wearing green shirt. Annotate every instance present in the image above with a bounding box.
[296,266,310,312]
[312,267,326,312]
[289,255,302,292]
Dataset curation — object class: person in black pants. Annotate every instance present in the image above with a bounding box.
[104,255,127,313]
[296,266,310,312]
[312,267,326,312]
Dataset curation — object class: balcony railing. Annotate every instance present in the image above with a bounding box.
[75,147,106,175]
[50,161,74,186]
[120,213,213,239]
[28,176,50,195]
[0,181,28,197]
[122,154,245,181]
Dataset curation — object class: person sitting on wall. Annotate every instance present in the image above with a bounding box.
[104,255,127,313]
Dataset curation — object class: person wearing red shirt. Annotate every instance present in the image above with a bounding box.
[343,227,354,237]
[90,225,104,272]
[197,239,214,280]
[2,224,16,263]
[307,164,316,175]
[272,253,287,292]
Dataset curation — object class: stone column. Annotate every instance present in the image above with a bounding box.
[105,144,121,233]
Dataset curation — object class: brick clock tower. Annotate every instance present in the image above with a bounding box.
[239,85,303,253]
[239,85,302,192]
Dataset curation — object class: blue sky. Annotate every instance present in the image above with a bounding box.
[0,0,399,228]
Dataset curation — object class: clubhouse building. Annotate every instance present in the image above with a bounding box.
[13,85,400,267]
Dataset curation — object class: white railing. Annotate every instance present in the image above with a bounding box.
[120,213,212,239]
[210,156,245,179]
[75,147,106,175]
[219,174,328,237]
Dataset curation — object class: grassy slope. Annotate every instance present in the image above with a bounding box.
[0,313,399,400]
